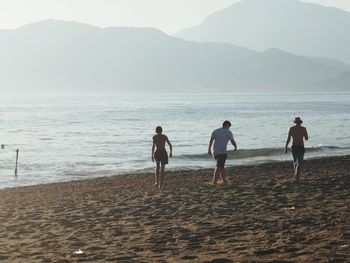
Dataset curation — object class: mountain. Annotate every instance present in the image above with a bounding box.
[176,0,350,64]
[0,19,349,93]
[316,71,350,91]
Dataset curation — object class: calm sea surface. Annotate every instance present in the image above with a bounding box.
[1,93,349,188]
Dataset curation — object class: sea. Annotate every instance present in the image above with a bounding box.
[1,93,350,189]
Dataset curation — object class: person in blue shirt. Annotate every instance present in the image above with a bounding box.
[208,120,237,184]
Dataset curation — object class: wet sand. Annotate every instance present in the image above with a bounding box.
[0,156,349,262]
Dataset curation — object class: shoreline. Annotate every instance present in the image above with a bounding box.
[0,155,349,262]
[1,153,349,191]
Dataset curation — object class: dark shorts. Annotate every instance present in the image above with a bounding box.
[215,154,227,168]
[154,149,168,165]
[292,145,305,165]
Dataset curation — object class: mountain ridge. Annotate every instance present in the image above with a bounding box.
[176,0,350,64]
[0,19,349,93]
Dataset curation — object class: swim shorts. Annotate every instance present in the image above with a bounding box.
[292,145,305,165]
[215,154,227,168]
[154,149,168,165]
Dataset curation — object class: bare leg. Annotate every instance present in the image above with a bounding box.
[292,161,298,178]
[295,164,302,182]
[154,162,160,186]
[159,164,165,189]
[220,167,227,183]
[213,168,221,184]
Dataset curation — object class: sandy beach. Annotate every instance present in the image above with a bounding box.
[0,156,349,262]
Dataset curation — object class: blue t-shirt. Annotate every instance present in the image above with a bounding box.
[211,128,234,156]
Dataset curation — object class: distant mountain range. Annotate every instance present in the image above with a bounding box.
[176,0,350,64]
[0,19,349,93]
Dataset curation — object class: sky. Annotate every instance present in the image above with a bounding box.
[0,0,350,34]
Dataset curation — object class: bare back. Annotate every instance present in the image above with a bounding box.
[288,126,308,146]
[153,134,168,150]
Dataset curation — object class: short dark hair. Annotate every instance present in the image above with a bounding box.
[155,126,163,133]
[222,120,231,127]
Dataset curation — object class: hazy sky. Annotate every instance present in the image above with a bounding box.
[0,0,349,34]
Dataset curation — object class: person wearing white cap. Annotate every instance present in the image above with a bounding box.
[284,117,309,182]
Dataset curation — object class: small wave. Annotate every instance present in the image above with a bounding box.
[176,145,348,161]
[39,138,53,141]
[307,145,346,152]
[9,129,26,133]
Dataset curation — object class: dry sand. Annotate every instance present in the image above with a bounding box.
[0,156,349,262]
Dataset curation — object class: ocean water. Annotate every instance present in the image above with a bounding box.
[1,93,350,188]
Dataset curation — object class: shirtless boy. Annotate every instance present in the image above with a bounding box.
[285,117,309,181]
[152,126,172,189]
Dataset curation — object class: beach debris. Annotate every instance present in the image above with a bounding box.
[1,144,4,149]
[289,206,295,210]
[339,245,348,250]
[73,249,84,255]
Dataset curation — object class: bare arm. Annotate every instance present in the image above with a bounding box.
[229,131,237,151]
[208,137,214,155]
[304,128,309,141]
[151,138,155,162]
[166,138,173,158]
[284,129,291,153]
[230,139,237,151]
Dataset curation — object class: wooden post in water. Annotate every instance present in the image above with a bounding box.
[15,149,19,176]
